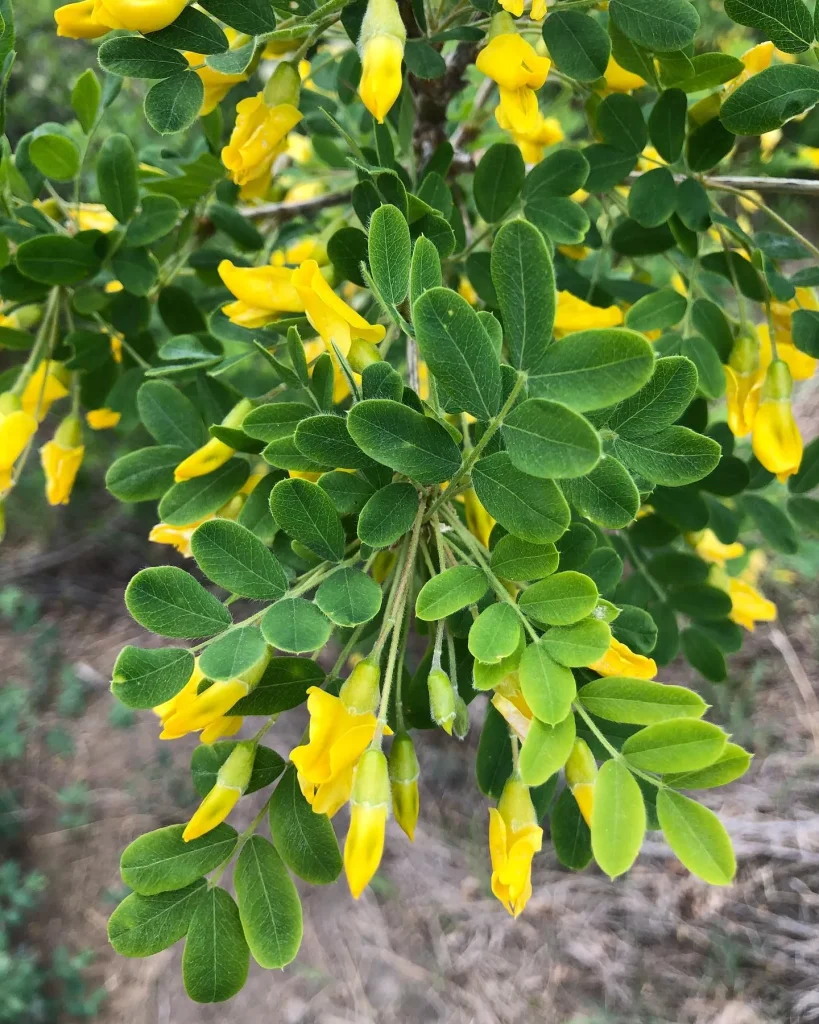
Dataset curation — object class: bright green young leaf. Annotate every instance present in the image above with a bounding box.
[541,617,611,667]
[663,742,752,789]
[591,759,646,878]
[468,603,522,664]
[519,639,577,724]
[518,712,576,786]
[519,571,599,626]
[577,677,707,725]
[656,789,736,884]
[622,719,727,773]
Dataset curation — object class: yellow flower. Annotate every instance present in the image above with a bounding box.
[728,578,776,632]
[222,92,302,191]
[752,360,802,481]
[185,51,247,116]
[723,41,774,100]
[272,237,327,267]
[488,778,542,918]
[174,399,252,482]
[588,636,657,679]
[491,691,533,742]
[357,0,406,123]
[690,529,745,567]
[293,259,385,357]
[290,660,385,818]
[200,715,243,744]
[602,55,646,94]
[54,0,110,38]
[92,0,187,33]
[149,516,212,558]
[476,31,551,135]
[219,259,304,328]
[458,276,479,306]
[21,361,70,421]
[153,660,205,726]
[283,180,325,203]
[558,244,590,261]
[344,749,390,897]
[183,742,255,842]
[463,487,495,548]
[502,113,564,163]
[724,333,763,438]
[287,132,313,164]
[553,291,623,338]
[71,203,118,233]
[389,732,419,842]
[86,407,121,430]
[0,397,38,493]
[763,289,819,381]
[564,738,597,826]
[40,416,84,506]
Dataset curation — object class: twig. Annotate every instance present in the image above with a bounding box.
[239,189,352,221]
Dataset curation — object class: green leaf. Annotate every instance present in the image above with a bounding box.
[626,291,687,336]
[609,0,699,53]
[198,0,277,34]
[403,39,447,77]
[98,36,187,78]
[518,712,576,786]
[106,445,186,503]
[362,362,404,402]
[137,381,205,450]
[542,617,611,667]
[687,117,735,172]
[648,88,687,163]
[792,309,819,357]
[97,134,139,224]
[656,789,735,884]
[613,426,721,485]
[583,144,638,192]
[319,470,376,516]
[183,887,249,1003]
[519,571,599,626]
[158,460,250,526]
[111,247,159,296]
[663,742,752,789]
[468,603,522,664]
[680,627,727,682]
[190,519,287,601]
[145,71,205,135]
[673,53,745,92]
[111,646,194,709]
[72,68,101,134]
[108,880,205,958]
[357,482,419,548]
[191,742,285,797]
[528,328,654,413]
[591,759,646,878]
[628,168,677,229]
[578,677,706,725]
[721,64,819,135]
[368,204,411,305]
[623,719,727,773]
[229,657,324,715]
[787,494,819,533]
[597,94,647,154]
[474,143,525,223]
[148,6,230,54]
[327,226,368,286]
[199,626,267,682]
[700,251,766,302]
[666,583,732,620]
[415,566,488,621]
[502,398,601,480]
[234,836,302,969]
[542,11,610,82]
[347,399,461,484]
[29,134,79,182]
[526,196,590,246]
[414,287,502,419]
[126,194,181,246]
[261,598,332,653]
[724,0,813,54]
[315,567,382,626]
[472,451,571,544]
[476,703,514,798]
[742,493,798,554]
[294,415,375,471]
[789,435,819,493]
[605,356,698,438]
[490,535,558,582]
[551,785,592,870]
[410,235,443,307]
[269,478,345,562]
[126,566,231,639]
[519,639,577,724]
[562,455,640,529]
[268,765,343,884]
[16,234,99,285]
[121,824,238,897]
[523,148,589,201]
[243,402,314,443]
[491,219,556,372]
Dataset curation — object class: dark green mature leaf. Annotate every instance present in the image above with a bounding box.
[609,0,699,52]
[16,235,99,285]
[742,493,798,553]
[503,398,600,479]
[410,235,443,307]
[183,888,249,1003]
[199,626,267,681]
[358,482,419,548]
[127,194,181,245]
[542,11,610,81]
[269,478,345,561]
[98,36,187,78]
[606,356,698,438]
[687,117,735,172]
[597,94,647,155]
[648,89,687,163]
[625,291,686,333]
[628,168,677,229]
[191,742,285,797]
[368,204,411,305]
[591,759,646,878]
[106,445,186,503]
[111,646,194,709]
[230,657,324,715]
[149,6,230,53]
[472,452,571,544]
[97,134,139,223]
[137,381,207,450]
[673,53,745,92]
[613,426,721,485]
[583,144,638,192]
[158,460,250,526]
[404,39,447,77]
[235,836,302,969]
[261,598,332,653]
[523,148,589,201]
[474,144,525,223]
[126,567,231,639]
[347,399,461,484]
[551,785,593,869]
[526,196,589,245]
[145,72,204,135]
[198,0,277,33]
[191,519,287,600]
[561,455,640,528]
[476,703,514,798]
[316,567,382,626]
[294,415,375,470]
[721,64,819,135]
[108,880,205,958]
[416,565,488,620]
[724,0,813,54]
[121,824,238,896]
[490,535,558,582]
[268,765,343,884]
[491,219,555,372]
[414,287,501,419]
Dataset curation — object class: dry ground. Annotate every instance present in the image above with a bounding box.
[5,533,819,1024]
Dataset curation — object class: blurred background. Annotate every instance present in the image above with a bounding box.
[4,3,819,1023]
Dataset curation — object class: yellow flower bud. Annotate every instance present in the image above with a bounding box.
[346,338,382,374]
[92,0,187,34]
[40,416,84,506]
[427,667,456,735]
[752,360,802,481]
[54,0,110,39]
[86,407,121,430]
[357,0,406,124]
[587,636,657,679]
[222,88,302,193]
[340,658,381,715]
[724,333,762,438]
[0,395,37,494]
[344,748,390,898]
[183,741,255,841]
[21,361,69,422]
[689,529,745,567]
[488,777,542,917]
[565,738,597,826]
[173,399,252,482]
[389,732,419,841]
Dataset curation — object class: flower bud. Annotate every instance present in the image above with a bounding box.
[752,360,803,480]
[183,741,255,842]
[453,693,470,740]
[344,749,390,898]
[347,338,382,373]
[427,667,456,735]
[565,739,597,826]
[92,0,187,34]
[340,658,381,715]
[357,0,406,124]
[263,61,301,108]
[41,415,84,507]
[54,0,110,38]
[389,732,419,841]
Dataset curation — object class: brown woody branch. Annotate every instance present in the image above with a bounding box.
[629,172,819,196]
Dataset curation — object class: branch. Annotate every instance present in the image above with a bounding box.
[629,172,819,196]
[240,189,352,221]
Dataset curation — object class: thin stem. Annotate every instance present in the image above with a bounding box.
[705,181,819,262]
[572,701,663,789]
[11,288,61,397]
[208,793,274,887]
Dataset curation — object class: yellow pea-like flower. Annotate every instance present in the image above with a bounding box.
[293,259,386,358]
[752,360,803,481]
[92,0,187,34]
[183,741,255,842]
[173,399,252,482]
[553,290,623,338]
[200,715,243,744]
[463,487,496,549]
[185,51,248,117]
[389,732,420,842]
[72,203,118,234]
[149,516,213,558]
[218,259,305,328]
[344,749,390,898]
[728,577,777,632]
[21,361,70,422]
[587,636,657,680]
[0,395,38,493]
[724,332,763,438]
[488,777,542,917]
[40,415,84,507]
[496,111,564,164]
[564,738,597,826]
[86,408,121,430]
[722,41,774,100]
[153,660,205,726]
[357,0,406,124]
[54,0,110,38]
[602,55,646,94]
[689,529,745,567]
